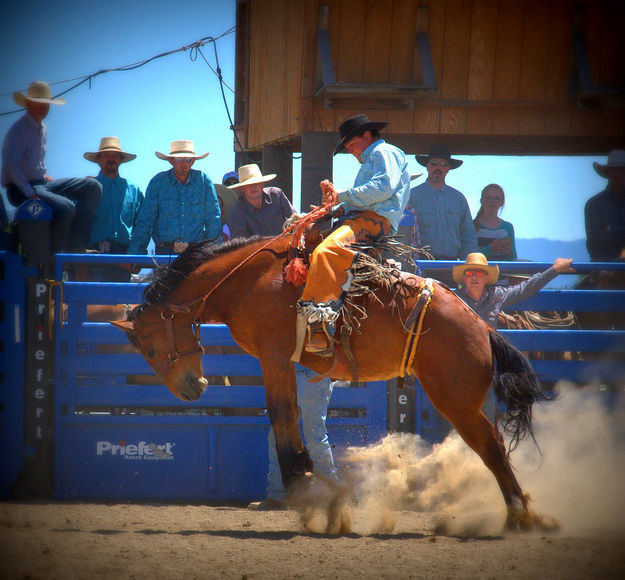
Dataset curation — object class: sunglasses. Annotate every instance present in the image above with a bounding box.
[464,270,486,278]
[172,157,194,164]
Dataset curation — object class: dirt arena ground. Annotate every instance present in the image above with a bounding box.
[3,386,624,579]
[2,501,625,580]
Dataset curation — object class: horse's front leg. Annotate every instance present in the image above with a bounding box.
[261,359,312,489]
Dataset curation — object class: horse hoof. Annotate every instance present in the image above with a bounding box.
[326,505,352,534]
[505,509,560,533]
[533,512,561,532]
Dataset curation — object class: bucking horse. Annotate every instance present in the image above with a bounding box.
[112,231,558,534]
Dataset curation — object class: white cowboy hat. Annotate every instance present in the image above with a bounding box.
[84,137,136,163]
[214,184,238,223]
[452,252,500,285]
[228,164,276,189]
[593,149,625,178]
[14,81,65,107]
[155,140,208,160]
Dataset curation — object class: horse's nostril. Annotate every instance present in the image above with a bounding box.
[180,392,191,401]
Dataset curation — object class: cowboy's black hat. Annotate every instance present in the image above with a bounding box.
[415,144,463,169]
[333,114,387,156]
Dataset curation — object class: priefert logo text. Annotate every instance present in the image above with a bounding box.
[96,440,174,460]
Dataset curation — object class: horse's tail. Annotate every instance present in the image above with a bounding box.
[489,329,555,453]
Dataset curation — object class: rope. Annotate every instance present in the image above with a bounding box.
[283,183,338,285]
[288,184,337,253]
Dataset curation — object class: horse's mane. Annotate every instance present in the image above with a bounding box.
[142,236,265,307]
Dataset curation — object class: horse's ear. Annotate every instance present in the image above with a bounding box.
[111,319,135,333]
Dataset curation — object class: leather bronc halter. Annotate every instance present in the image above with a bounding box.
[150,296,207,378]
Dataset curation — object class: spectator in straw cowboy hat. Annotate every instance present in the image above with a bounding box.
[128,140,221,256]
[585,149,625,261]
[83,137,144,280]
[453,252,574,329]
[1,80,102,254]
[227,163,296,238]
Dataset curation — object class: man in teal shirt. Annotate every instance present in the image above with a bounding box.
[128,140,221,256]
[84,137,144,281]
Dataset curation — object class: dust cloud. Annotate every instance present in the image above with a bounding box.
[338,382,625,536]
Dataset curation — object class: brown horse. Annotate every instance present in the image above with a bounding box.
[112,236,556,533]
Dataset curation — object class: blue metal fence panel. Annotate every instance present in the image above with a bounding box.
[0,251,26,497]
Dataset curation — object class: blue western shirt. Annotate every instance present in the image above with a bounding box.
[1,113,47,198]
[128,168,221,254]
[337,139,411,231]
[90,172,144,247]
[409,181,478,259]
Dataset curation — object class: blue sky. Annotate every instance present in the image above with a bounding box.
[1,0,609,246]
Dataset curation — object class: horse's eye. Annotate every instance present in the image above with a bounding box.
[147,349,157,360]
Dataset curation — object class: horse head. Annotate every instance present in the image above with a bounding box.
[112,303,207,401]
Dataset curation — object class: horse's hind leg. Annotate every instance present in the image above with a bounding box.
[447,410,530,528]
[418,364,530,527]
[446,410,558,531]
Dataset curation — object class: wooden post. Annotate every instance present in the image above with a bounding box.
[300,131,335,213]
[262,145,294,202]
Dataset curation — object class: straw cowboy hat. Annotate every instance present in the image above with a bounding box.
[452,252,500,285]
[14,80,65,107]
[593,149,625,178]
[84,137,136,163]
[155,140,208,160]
[333,114,387,156]
[214,184,238,222]
[228,164,276,189]
[416,144,463,169]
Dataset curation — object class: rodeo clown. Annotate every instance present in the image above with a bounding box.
[297,114,411,355]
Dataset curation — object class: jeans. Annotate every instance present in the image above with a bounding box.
[7,178,102,253]
[266,365,337,500]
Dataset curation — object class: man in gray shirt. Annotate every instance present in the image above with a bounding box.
[227,164,295,238]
